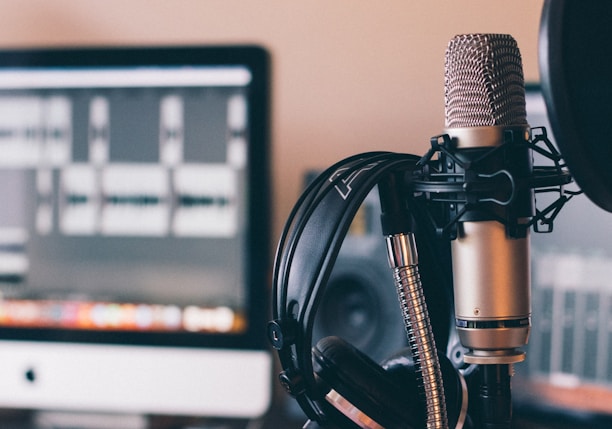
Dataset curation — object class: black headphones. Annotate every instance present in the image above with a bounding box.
[267,152,468,428]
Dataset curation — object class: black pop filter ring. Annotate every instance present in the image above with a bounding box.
[539,0,612,212]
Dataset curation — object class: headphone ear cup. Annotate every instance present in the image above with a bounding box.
[313,336,424,429]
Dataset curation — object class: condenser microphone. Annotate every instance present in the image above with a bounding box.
[439,33,535,428]
[443,33,532,365]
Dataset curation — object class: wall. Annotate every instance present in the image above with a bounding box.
[0,0,545,240]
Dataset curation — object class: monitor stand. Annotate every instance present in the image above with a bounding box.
[27,411,264,429]
[33,411,147,429]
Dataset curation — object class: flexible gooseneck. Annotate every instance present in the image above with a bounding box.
[386,232,448,429]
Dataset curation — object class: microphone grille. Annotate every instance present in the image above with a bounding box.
[444,33,528,128]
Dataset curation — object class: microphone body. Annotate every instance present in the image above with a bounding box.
[443,34,533,365]
[442,32,534,429]
[448,127,532,364]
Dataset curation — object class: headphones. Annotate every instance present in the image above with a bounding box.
[268,152,468,428]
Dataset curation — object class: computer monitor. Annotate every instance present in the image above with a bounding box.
[0,45,272,420]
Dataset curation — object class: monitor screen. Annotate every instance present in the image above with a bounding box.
[0,46,272,419]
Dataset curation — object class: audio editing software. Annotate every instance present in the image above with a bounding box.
[0,67,252,334]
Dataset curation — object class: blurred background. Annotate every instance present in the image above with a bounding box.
[0,0,543,240]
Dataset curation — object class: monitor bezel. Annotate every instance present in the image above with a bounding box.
[0,45,271,351]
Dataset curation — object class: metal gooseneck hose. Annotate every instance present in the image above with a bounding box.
[386,232,449,429]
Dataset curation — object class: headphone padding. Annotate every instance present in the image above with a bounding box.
[313,336,421,429]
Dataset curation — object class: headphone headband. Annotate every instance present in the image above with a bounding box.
[268,152,419,422]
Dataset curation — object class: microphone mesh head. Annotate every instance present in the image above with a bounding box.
[445,34,528,128]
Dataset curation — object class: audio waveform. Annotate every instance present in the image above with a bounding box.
[104,195,162,206]
[177,195,232,207]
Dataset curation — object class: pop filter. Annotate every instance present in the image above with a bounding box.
[539,0,612,212]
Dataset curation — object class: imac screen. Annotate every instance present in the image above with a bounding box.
[0,46,272,418]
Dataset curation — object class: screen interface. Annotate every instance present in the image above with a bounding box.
[0,62,265,344]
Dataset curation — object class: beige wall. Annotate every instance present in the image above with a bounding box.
[0,0,544,240]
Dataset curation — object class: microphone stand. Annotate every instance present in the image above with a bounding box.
[477,364,512,429]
